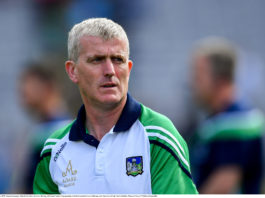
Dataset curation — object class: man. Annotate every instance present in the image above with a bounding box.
[33,18,197,194]
[19,63,71,193]
[190,37,265,194]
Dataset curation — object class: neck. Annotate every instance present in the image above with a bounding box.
[84,96,127,141]
[210,84,235,114]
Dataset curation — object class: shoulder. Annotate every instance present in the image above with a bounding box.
[139,104,191,172]
[40,120,74,157]
[198,108,265,143]
[139,104,175,129]
[139,104,186,142]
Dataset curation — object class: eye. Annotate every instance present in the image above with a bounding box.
[87,56,105,64]
[92,57,104,63]
[111,56,125,64]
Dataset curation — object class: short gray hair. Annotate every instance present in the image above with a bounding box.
[68,18,129,62]
[193,36,237,82]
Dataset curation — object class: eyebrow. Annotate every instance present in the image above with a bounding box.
[86,54,127,61]
[86,55,106,62]
[110,54,126,60]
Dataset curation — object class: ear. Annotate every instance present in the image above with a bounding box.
[128,60,133,74]
[65,60,78,84]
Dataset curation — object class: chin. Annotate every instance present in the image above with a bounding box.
[100,94,124,105]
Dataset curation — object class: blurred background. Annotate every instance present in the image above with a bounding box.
[1,0,265,193]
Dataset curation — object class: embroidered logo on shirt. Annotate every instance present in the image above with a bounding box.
[62,160,77,187]
[126,156,143,176]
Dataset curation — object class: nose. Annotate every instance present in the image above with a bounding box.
[103,58,115,77]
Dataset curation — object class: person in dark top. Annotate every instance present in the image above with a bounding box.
[190,37,265,194]
[19,63,71,193]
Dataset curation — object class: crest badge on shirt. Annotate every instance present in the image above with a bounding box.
[126,156,143,176]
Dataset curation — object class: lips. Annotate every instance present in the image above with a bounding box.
[101,82,117,88]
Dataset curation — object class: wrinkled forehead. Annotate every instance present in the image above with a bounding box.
[79,35,129,57]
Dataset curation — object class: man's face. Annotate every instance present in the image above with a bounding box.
[19,75,49,115]
[67,36,132,110]
[192,56,215,108]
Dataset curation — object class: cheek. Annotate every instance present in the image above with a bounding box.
[116,66,130,81]
[77,67,96,87]
[192,71,203,92]
[193,73,210,99]
[199,77,210,94]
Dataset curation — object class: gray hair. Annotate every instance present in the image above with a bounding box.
[68,18,129,62]
[193,36,237,82]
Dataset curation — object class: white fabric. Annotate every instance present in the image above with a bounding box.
[48,120,152,194]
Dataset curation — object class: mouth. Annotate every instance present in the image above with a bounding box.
[101,82,117,88]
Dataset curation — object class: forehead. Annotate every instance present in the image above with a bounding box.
[193,56,211,72]
[79,35,128,56]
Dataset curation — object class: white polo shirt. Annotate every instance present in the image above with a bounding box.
[34,94,197,194]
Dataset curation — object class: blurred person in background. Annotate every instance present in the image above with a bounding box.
[189,37,265,194]
[18,62,71,193]
[33,18,197,194]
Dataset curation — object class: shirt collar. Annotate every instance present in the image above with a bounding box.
[208,101,250,118]
[69,93,141,145]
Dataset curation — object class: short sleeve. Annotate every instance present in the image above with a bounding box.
[150,142,198,194]
[33,155,59,194]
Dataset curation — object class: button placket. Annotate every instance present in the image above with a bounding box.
[95,146,104,175]
[94,135,108,175]
[94,129,113,175]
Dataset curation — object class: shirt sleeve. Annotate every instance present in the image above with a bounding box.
[33,154,59,194]
[149,142,198,194]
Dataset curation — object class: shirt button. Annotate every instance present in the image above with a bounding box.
[99,148,104,153]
